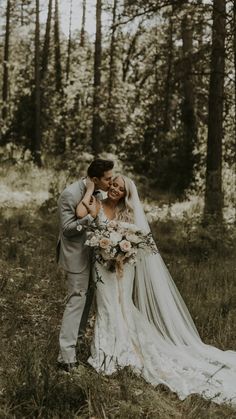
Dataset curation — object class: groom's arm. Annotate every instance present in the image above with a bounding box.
[58,190,95,238]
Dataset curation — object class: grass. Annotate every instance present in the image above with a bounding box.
[0,204,236,419]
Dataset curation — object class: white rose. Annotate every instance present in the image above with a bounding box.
[120,222,139,233]
[125,233,142,244]
[89,236,99,247]
[110,231,122,245]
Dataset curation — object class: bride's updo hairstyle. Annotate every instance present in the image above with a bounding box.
[113,175,135,223]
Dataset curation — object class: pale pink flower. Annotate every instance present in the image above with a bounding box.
[99,238,111,249]
[119,240,132,252]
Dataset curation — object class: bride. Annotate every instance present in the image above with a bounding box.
[76,175,236,406]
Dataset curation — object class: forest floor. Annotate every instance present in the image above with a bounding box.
[0,162,236,418]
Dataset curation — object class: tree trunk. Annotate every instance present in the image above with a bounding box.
[54,0,63,92]
[204,0,226,221]
[21,1,24,25]
[163,14,173,132]
[41,0,53,80]
[105,0,118,146]
[122,27,142,83]
[66,0,73,81]
[2,0,11,122]
[80,0,86,47]
[54,0,65,154]
[32,0,42,167]
[233,0,236,224]
[91,0,102,155]
[180,13,197,189]
[108,0,117,107]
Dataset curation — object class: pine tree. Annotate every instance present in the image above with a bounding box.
[204,0,226,220]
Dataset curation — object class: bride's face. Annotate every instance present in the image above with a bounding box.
[108,176,126,202]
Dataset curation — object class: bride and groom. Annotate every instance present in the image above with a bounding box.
[57,158,236,406]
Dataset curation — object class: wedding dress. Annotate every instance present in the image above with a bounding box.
[88,181,236,406]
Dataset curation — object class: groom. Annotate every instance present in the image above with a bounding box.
[56,158,114,371]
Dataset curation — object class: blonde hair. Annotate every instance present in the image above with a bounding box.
[113,175,134,223]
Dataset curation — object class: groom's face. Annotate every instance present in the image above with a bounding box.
[93,169,113,191]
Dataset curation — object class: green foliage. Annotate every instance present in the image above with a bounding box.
[153,216,236,263]
[2,1,234,194]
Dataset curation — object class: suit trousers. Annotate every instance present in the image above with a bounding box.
[58,268,91,364]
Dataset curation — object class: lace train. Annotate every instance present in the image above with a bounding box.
[88,263,236,406]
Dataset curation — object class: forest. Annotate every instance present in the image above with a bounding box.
[0,0,235,218]
[0,0,236,417]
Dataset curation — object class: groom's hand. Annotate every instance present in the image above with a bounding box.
[82,196,97,218]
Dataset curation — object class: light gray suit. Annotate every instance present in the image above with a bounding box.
[57,178,99,364]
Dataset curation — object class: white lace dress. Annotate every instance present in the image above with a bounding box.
[87,208,236,406]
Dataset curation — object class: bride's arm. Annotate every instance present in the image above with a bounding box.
[76,192,93,218]
[77,197,100,220]
[76,178,95,218]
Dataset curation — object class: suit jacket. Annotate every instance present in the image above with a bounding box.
[57,179,100,273]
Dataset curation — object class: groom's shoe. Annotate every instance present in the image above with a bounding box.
[57,361,79,373]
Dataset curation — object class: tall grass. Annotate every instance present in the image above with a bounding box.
[0,205,235,418]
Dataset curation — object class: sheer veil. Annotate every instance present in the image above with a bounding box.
[123,176,201,344]
[122,176,236,404]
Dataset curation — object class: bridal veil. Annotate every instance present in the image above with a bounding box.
[122,176,236,405]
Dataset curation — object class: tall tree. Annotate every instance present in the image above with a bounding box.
[32,0,42,166]
[21,1,24,25]
[80,0,86,47]
[66,0,73,81]
[163,13,173,133]
[122,26,142,83]
[54,0,63,92]
[91,0,102,154]
[54,0,65,154]
[233,0,236,223]
[204,0,226,220]
[180,12,197,189]
[2,0,11,122]
[108,0,118,108]
[41,0,53,80]
[105,0,118,145]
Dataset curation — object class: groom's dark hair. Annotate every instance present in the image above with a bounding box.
[87,159,114,178]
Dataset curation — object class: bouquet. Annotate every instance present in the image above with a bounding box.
[85,220,158,279]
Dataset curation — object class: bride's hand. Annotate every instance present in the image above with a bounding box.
[82,196,100,219]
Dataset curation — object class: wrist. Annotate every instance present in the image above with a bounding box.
[86,190,93,196]
[90,212,97,219]
[87,214,97,222]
